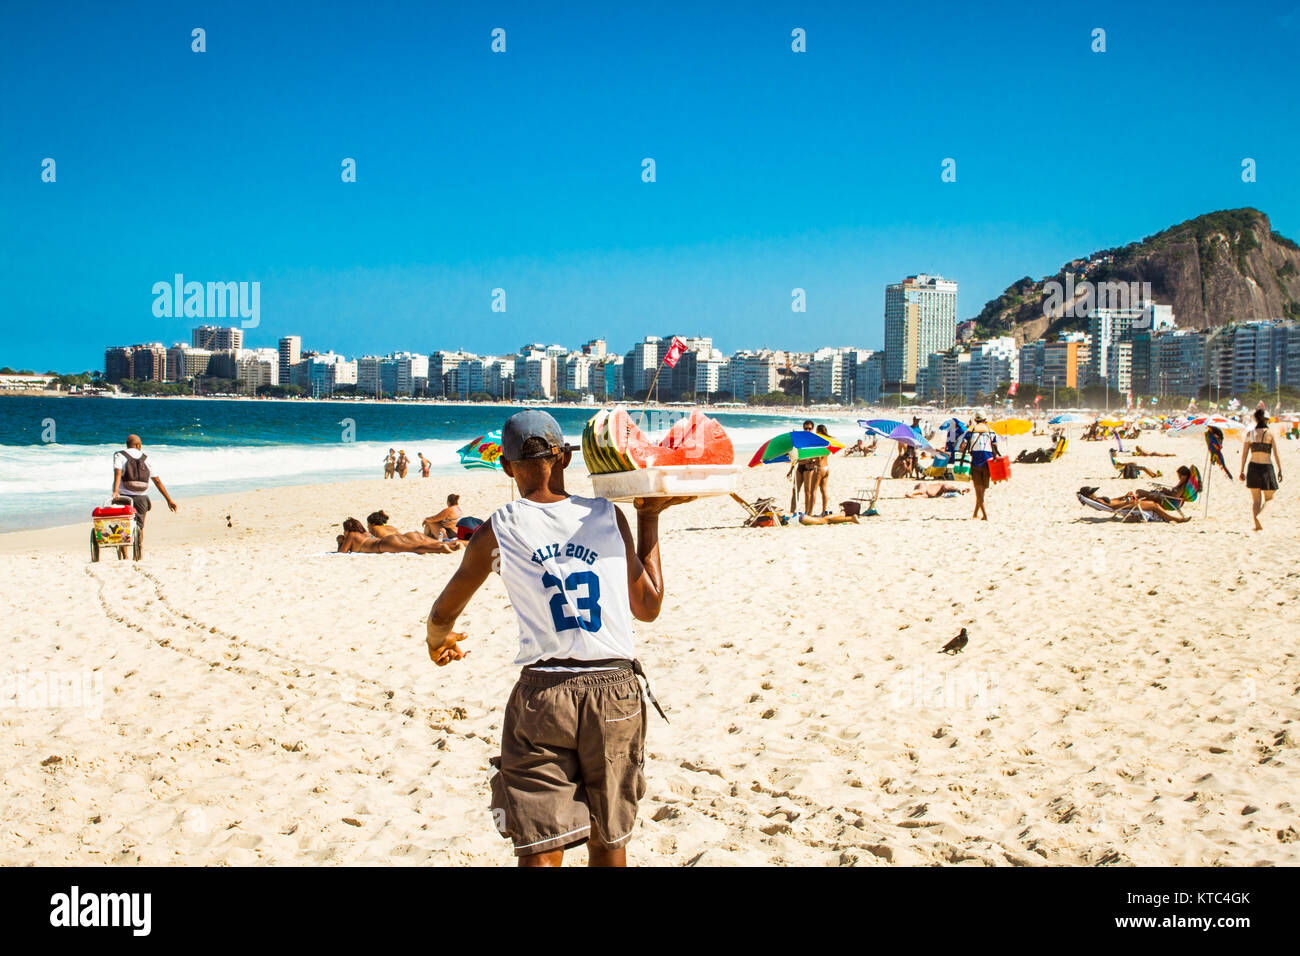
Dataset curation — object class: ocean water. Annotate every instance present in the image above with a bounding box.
[0,396,854,531]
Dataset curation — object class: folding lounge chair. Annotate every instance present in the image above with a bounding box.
[1050,437,1068,461]
[1076,490,1164,523]
[1110,450,1160,480]
[1149,465,1200,513]
[850,477,883,516]
[731,493,781,527]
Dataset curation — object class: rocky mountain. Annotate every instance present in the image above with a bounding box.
[972,208,1300,344]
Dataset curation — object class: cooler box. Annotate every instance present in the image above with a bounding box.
[92,504,136,545]
[988,456,1012,483]
[590,465,739,502]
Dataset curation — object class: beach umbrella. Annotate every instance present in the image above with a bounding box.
[990,418,1032,437]
[938,417,968,451]
[858,419,935,452]
[1172,416,1248,435]
[748,429,844,467]
[750,429,844,516]
[859,418,937,485]
[457,430,504,470]
[1048,413,1085,425]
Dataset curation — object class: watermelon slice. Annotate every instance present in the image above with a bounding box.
[581,410,612,473]
[656,410,735,467]
[583,408,735,474]
[603,408,661,469]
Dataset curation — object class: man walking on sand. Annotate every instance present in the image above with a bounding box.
[112,434,178,527]
[425,410,690,867]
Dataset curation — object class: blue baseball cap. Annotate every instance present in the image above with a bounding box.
[501,410,575,461]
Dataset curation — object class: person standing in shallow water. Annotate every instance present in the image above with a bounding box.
[1240,406,1283,531]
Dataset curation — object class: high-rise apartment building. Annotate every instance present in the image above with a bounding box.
[236,348,280,391]
[884,274,957,386]
[278,336,301,385]
[191,325,244,351]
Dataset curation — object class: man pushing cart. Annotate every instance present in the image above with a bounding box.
[92,434,178,561]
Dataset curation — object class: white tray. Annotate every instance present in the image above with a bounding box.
[590,465,740,501]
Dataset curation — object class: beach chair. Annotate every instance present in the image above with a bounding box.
[1110,450,1160,480]
[731,493,781,528]
[1050,437,1068,461]
[1076,490,1164,523]
[1149,466,1201,513]
[850,477,883,516]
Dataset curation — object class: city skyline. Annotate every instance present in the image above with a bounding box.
[91,303,1300,408]
[4,1,1298,371]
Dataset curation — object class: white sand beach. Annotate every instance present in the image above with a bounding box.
[2,431,1298,866]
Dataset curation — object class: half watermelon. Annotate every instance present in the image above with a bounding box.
[582,408,735,474]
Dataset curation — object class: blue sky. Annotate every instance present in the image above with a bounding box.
[2,0,1298,371]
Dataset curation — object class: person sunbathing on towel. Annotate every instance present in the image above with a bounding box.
[338,517,465,553]
[798,510,860,525]
[367,510,401,537]
[1015,445,1052,464]
[1077,487,1189,523]
[1132,445,1175,457]
[905,480,971,498]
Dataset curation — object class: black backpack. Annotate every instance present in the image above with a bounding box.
[121,451,150,484]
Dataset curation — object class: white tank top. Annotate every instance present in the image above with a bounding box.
[490,494,636,667]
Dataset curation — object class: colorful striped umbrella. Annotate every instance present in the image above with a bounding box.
[457,430,504,470]
[748,429,844,467]
[1172,416,1249,435]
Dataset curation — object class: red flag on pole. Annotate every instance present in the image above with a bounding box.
[1008,382,1019,397]
[663,335,688,368]
[1034,395,1043,404]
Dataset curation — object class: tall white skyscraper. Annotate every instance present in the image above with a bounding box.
[884,274,957,386]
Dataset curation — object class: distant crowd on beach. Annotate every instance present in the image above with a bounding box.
[770,403,1287,531]
[383,449,432,479]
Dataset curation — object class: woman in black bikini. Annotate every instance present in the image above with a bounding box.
[1239,406,1283,531]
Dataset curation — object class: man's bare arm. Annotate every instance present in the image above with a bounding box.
[426,519,498,664]
[152,476,178,511]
